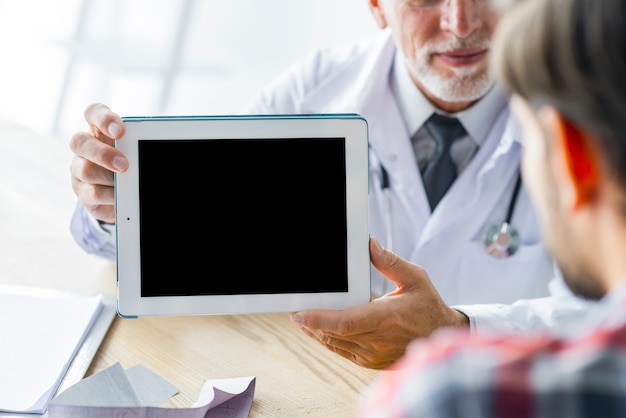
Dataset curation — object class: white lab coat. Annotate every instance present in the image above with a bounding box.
[71,29,593,334]
[241,30,556,307]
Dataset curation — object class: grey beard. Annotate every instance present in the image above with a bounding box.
[417,70,494,103]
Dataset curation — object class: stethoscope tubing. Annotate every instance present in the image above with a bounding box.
[376,164,522,294]
[505,172,522,225]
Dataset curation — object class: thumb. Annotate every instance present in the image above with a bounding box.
[369,236,424,292]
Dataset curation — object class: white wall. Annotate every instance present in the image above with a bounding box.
[0,0,379,140]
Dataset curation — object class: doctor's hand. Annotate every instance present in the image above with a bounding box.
[69,103,128,224]
[289,236,469,369]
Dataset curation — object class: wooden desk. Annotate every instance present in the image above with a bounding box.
[1,117,381,417]
[90,267,380,416]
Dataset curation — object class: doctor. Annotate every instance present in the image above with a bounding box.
[69,0,588,368]
[245,0,554,306]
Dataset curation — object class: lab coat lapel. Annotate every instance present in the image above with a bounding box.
[300,29,395,116]
[300,30,431,229]
[367,104,432,227]
[417,108,521,248]
[353,46,432,229]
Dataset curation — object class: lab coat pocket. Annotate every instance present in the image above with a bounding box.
[455,240,554,305]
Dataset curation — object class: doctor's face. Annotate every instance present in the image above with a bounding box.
[511,96,605,301]
[370,0,501,112]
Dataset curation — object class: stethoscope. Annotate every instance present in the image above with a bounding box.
[378,163,523,260]
[482,172,522,259]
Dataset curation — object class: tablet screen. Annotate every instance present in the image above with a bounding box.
[138,137,348,296]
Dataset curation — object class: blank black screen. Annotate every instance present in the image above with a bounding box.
[137,138,348,296]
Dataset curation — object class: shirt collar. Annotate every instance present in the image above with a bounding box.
[586,279,626,330]
[556,278,626,339]
[391,51,508,148]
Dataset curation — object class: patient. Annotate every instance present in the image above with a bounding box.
[354,0,626,415]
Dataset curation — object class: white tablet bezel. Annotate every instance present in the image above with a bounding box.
[114,114,370,317]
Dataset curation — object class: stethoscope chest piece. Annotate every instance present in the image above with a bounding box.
[483,222,521,259]
[482,172,523,259]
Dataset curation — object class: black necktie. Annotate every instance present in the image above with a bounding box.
[422,114,466,211]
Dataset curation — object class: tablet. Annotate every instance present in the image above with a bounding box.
[114,114,371,317]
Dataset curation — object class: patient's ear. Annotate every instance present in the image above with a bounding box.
[368,0,388,28]
[538,106,600,210]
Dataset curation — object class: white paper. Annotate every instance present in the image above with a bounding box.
[0,288,103,414]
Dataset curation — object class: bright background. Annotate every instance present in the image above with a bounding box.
[0,0,380,141]
[0,0,379,292]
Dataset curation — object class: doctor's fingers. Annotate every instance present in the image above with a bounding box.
[70,154,115,190]
[71,170,114,205]
[369,237,429,292]
[83,102,125,140]
[70,175,116,224]
[310,330,406,369]
[71,156,116,220]
[70,130,129,174]
[80,199,116,225]
[290,304,385,336]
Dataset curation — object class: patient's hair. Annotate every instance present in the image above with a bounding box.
[492,0,626,192]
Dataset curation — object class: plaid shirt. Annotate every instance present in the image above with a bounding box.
[355,282,626,418]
